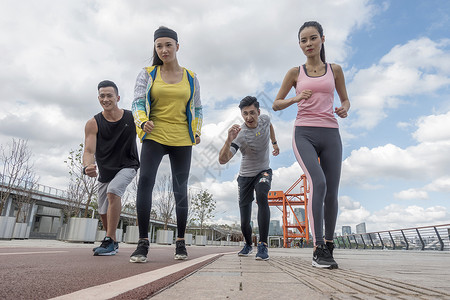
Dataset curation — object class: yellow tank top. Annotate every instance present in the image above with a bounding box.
[147,67,192,146]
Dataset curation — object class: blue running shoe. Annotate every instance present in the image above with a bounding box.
[93,237,116,256]
[238,244,253,256]
[255,242,269,261]
[93,240,119,253]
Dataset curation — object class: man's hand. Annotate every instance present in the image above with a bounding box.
[84,164,98,177]
[272,144,280,156]
[227,124,241,142]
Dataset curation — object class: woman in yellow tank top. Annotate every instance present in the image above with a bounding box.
[131,26,202,263]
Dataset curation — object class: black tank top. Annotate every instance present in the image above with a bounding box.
[94,110,139,183]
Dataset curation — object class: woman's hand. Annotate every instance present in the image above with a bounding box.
[293,89,312,102]
[143,120,154,133]
[335,106,348,118]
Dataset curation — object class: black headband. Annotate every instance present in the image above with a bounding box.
[154,27,178,42]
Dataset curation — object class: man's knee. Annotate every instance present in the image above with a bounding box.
[106,192,121,204]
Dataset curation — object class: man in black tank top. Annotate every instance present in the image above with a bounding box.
[83,80,139,256]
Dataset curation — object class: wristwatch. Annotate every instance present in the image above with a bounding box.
[272,141,277,145]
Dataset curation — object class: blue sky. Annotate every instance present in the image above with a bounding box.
[0,0,449,234]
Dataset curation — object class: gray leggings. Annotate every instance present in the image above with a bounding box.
[293,126,342,245]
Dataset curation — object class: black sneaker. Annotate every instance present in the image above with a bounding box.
[312,244,338,269]
[130,239,149,263]
[326,241,338,269]
[93,236,116,256]
[174,239,188,260]
[238,244,253,256]
[255,242,269,261]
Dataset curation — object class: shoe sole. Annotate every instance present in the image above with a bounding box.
[312,261,338,269]
[238,250,253,257]
[130,256,147,263]
[255,256,269,261]
[174,255,188,260]
[94,251,116,256]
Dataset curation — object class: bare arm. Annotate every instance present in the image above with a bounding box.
[269,123,279,156]
[273,67,312,111]
[218,124,240,165]
[82,118,98,177]
[331,64,350,118]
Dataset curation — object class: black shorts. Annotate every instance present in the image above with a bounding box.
[237,169,272,207]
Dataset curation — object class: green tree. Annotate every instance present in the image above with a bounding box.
[63,143,97,220]
[191,190,216,235]
[0,138,38,216]
[154,174,175,230]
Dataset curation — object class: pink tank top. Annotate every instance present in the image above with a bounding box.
[294,64,338,128]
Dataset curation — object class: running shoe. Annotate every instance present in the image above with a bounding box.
[238,244,253,256]
[326,241,338,269]
[255,242,269,261]
[312,244,338,269]
[130,239,149,263]
[174,239,188,260]
[93,236,116,256]
[93,241,119,253]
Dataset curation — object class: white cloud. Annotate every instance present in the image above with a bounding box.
[342,109,450,193]
[339,195,362,210]
[367,204,448,231]
[349,38,450,129]
[424,176,450,192]
[413,111,450,143]
[394,188,428,200]
[0,0,379,190]
[342,140,450,185]
[336,198,449,233]
[336,196,371,229]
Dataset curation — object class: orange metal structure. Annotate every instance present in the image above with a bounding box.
[268,175,309,248]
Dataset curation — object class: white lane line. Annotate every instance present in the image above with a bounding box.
[0,251,68,255]
[51,251,236,300]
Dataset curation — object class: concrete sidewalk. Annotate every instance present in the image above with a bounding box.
[1,239,449,299]
[151,247,450,300]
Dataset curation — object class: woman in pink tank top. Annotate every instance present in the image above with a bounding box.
[273,21,350,269]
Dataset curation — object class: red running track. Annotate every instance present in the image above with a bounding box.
[0,243,240,299]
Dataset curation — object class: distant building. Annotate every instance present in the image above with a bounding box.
[293,208,305,223]
[356,222,367,234]
[342,225,352,236]
[269,219,282,236]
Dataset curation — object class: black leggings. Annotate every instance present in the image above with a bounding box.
[136,139,192,239]
[238,170,272,245]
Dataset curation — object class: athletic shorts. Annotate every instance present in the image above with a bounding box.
[97,168,137,215]
[237,169,272,207]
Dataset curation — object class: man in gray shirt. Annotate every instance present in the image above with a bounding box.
[219,96,279,260]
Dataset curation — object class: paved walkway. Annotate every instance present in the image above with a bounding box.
[152,247,450,300]
[1,240,449,299]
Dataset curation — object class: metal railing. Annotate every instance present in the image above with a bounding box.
[334,224,450,251]
[1,173,69,200]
